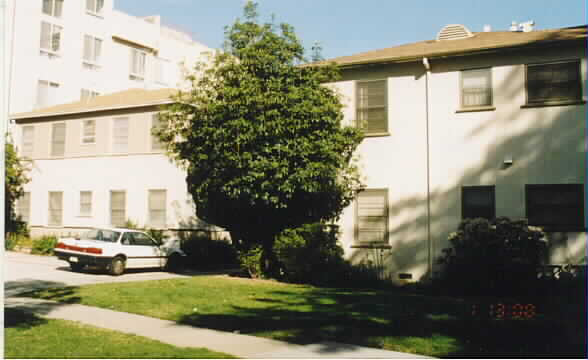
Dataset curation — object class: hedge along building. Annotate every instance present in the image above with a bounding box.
[10,88,227,239]
[325,23,587,283]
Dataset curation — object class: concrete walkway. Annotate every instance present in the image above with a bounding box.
[6,296,430,359]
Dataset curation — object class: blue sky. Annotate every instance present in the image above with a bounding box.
[116,0,586,59]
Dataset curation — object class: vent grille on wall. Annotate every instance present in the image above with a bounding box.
[436,24,473,41]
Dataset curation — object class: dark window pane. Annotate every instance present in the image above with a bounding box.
[526,61,581,104]
[526,184,584,230]
[462,186,495,220]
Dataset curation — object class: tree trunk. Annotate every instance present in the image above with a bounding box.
[260,233,279,278]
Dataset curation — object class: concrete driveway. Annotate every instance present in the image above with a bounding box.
[4,251,189,297]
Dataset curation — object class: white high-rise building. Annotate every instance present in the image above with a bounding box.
[4,0,211,116]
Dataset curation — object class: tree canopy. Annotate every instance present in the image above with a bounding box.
[156,2,363,272]
[5,138,30,235]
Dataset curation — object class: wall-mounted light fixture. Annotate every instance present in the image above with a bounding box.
[503,155,513,165]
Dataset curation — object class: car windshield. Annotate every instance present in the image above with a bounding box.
[80,229,121,242]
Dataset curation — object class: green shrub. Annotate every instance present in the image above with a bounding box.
[123,219,140,230]
[31,235,59,256]
[274,223,346,285]
[181,232,239,270]
[238,246,263,278]
[5,233,20,250]
[437,217,547,296]
[146,228,168,245]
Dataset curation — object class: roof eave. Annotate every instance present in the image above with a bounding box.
[336,37,586,70]
[11,100,175,122]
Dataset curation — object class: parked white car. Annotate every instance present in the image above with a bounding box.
[54,228,186,275]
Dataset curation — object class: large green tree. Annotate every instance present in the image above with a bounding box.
[156,2,363,274]
[5,138,30,235]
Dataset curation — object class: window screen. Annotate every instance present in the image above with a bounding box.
[461,68,492,107]
[112,117,129,153]
[80,191,92,216]
[356,80,388,134]
[48,191,63,226]
[51,123,66,157]
[356,189,388,243]
[21,126,34,158]
[110,191,126,227]
[148,189,167,228]
[526,184,584,230]
[526,61,582,104]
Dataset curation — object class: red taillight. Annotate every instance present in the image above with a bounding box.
[86,247,102,255]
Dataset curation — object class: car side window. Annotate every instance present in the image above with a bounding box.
[133,232,156,246]
[121,232,133,245]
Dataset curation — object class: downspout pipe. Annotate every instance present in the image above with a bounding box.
[422,57,432,281]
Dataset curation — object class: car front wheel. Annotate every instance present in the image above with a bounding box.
[69,262,84,272]
[109,257,125,276]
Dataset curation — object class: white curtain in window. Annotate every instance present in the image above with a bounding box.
[148,190,167,228]
[22,126,34,157]
[51,123,66,157]
[110,191,126,227]
[48,192,63,226]
[80,191,92,216]
[112,117,129,153]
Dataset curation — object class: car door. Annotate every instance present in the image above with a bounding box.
[130,232,164,268]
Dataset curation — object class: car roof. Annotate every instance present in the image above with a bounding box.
[89,227,145,233]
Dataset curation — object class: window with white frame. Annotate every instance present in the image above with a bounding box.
[18,192,31,223]
[148,189,167,228]
[42,0,63,17]
[110,190,126,227]
[36,80,59,108]
[79,191,92,216]
[461,68,493,108]
[356,80,388,135]
[40,21,62,54]
[130,48,146,79]
[151,114,163,151]
[80,89,99,101]
[48,191,63,226]
[51,123,66,157]
[82,120,96,144]
[112,117,129,153]
[83,35,102,65]
[355,189,389,244]
[21,126,35,158]
[85,0,104,15]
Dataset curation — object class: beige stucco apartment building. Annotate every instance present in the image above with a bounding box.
[330,24,587,283]
[11,88,222,238]
[11,24,587,283]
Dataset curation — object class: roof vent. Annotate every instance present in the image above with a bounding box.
[436,24,473,41]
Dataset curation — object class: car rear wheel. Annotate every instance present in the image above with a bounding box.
[109,257,125,276]
[69,262,84,272]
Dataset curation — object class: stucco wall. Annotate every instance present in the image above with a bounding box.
[334,44,587,283]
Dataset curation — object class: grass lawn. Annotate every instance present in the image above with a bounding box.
[4,308,235,359]
[24,275,587,358]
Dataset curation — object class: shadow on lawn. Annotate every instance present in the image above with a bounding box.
[177,287,586,358]
[4,308,48,329]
